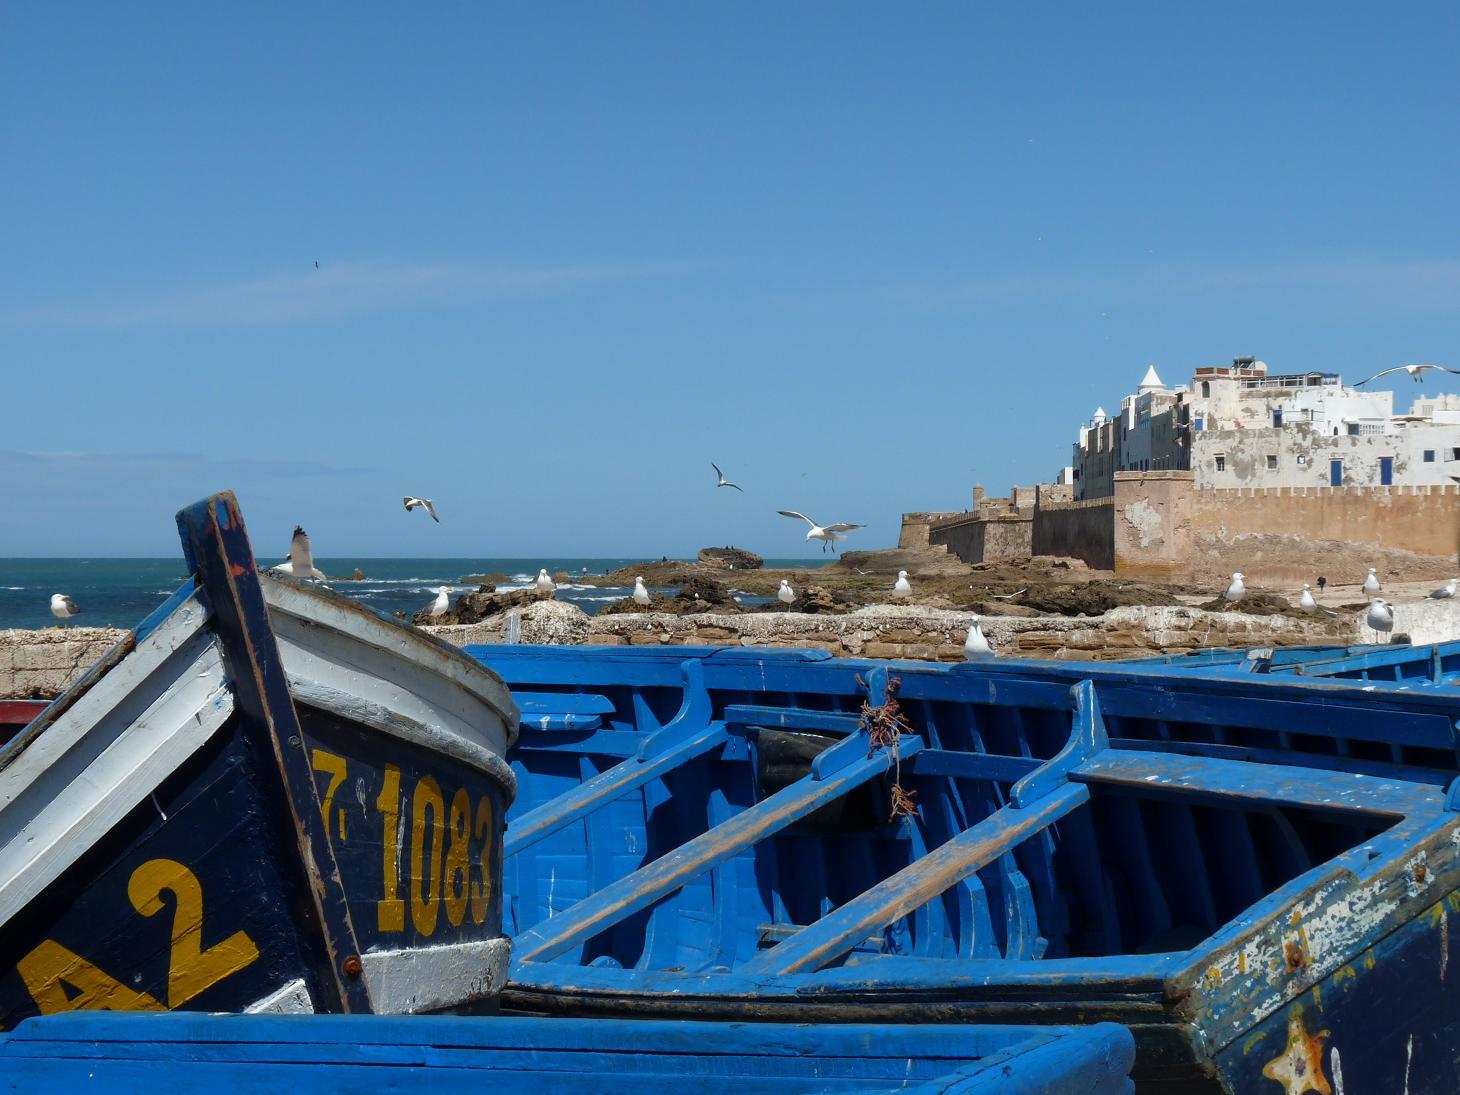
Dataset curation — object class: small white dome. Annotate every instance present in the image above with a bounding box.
[1093,406,1108,422]
[1138,365,1164,392]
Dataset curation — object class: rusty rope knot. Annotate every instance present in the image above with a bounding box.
[856,675,919,821]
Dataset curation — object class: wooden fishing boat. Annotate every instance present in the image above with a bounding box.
[0,493,518,1030]
[0,702,46,749]
[0,1012,1136,1094]
[472,643,1460,1093]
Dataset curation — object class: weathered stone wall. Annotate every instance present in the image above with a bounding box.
[898,512,958,549]
[1111,470,1194,578]
[0,628,127,699]
[1031,497,1115,570]
[1189,483,1460,559]
[927,513,1033,564]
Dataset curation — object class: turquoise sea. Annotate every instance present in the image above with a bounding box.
[0,557,826,631]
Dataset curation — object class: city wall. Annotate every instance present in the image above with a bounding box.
[1030,498,1115,570]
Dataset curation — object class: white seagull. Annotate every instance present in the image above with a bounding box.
[1366,597,1394,642]
[50,593,79,624]
[777,580,796,604]
[403,496,440,522]
[1362,568,1382,597]
[777,511,866,553]
[711,463,743,492]
[272,527,327,580]
[428,586,451,617]
[893,571,912,598]
[1223,572,1245,605]
[990,588,1027,601]
[633,577,651,606]
[1428,578,1458,600]
[1353,363,1460,387]
[963,617,995,661]
[1298,583,1340,619]
[535,569,556,597]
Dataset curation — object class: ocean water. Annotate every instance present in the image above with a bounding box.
[0,557,825,631]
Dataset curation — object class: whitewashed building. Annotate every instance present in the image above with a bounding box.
[1072,358,1460,499]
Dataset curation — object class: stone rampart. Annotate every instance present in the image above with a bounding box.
[1031,497,1115,570]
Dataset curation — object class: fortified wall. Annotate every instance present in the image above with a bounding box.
[902,471,1460,577]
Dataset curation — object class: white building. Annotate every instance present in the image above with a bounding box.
[1071,358,1460,498]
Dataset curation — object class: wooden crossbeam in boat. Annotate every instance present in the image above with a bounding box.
[512,735,923,965]
[746,782,1090,976]
[1010,680,1107,809]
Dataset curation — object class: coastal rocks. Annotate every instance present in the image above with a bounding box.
[1009,580,1181,617]
[698,547,763,571]
[1195,590,1293,616]
[423,600,592,647]
[412,584,538,626]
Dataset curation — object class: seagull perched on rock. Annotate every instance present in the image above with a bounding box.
[1362,568,1381,596]
[271,527,326,580]
[1354,363,1460,387]
[893,571,912,598]
[1222,572,1246,605]
[428,587,451,617]
[777,580,796,604]
[535,569,556,598]
[403,496,440,522]
[1366,597,1394,642]
[633,577,651,606]
[50,593,79,624]
[777,511,865,553]
[711,463,743,492]
[963,617,995,661]
[1298,583,1340,619]
[1428,578,1458,600]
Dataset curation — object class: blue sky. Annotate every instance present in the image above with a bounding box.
[4,3,1459,557]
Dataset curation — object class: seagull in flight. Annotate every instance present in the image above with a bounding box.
[711,463,743,492]
[271,527,326,580]
[403,496,440,522]
[1354,363,1460,387]
[50,593,80,624]
[777,511,865,553]
[990,588,1027,601]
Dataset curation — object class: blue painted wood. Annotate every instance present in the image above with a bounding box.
[0,1013,1138,1095]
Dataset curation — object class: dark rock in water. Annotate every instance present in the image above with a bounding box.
[328,567,368,581]
[675,574,735,605]
[1195,590,1294,616]
[698,546,763,571]
[459,572,508,586]
[413,585,535,626]
[744,584,846,615]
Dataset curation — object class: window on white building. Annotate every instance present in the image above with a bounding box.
[1425,450,1436,463]
[1451,448,1460,462]
[1215,454,1226,472]
[1266,455,1277,470]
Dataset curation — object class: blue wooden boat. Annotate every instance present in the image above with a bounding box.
[0,1012,1136,1094]
[472,643,1460,1093]
[0,493,518,1029]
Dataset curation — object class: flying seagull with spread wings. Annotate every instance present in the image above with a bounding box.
[777,510,865,553]
[271,526,327,580]
[711,464,743,492]
[1354,363,1460,387]
[403,496,440,522]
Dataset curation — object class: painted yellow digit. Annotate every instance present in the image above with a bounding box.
[126,859,260,1009]
[310,749,348,841]
[377,765,405,932]
[470,793,494,925]
[410,775,445,936]
[443,788,470,927]
[17,940,166,1015]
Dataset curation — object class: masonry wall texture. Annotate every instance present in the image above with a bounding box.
[1030,498,1116,570]
[0,628,127,699]
[928,513,1033,564]
[1111,471,1194,577]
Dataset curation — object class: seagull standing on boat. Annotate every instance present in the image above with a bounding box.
[1428,578,1458,600]
[1366,597,1394,642]
[49,594,79,625]
[778,580,796,604]
[1222,573,1245,605]
[428,587,450,617]
[271,527,326,580]
[535,569,556,598]
[1353,363,1460,387]
[963,617,995,661]
[893,571,912,598]
[1362,568,1381,597]
[633,577,651,606]
[403,496,440,522]
[777,511,865,553]
[711,464,743,492]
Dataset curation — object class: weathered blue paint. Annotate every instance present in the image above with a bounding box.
[476,641,1460,1090]
[0,1013,1137,1094]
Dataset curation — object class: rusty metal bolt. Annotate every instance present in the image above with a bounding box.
[342,955,363,979]
[1283,938,1307,972]
[1414,863,1428,884]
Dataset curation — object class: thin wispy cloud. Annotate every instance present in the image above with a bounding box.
[899,256,1460,315]
[0,259,679,328]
